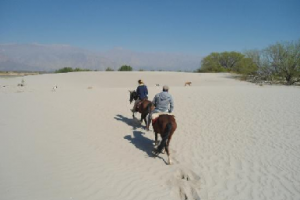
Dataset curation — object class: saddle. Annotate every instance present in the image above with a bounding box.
[136,98,147,111]
[152,112,175,125]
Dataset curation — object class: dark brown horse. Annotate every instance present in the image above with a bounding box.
[151,114,177,165]
[129,90,153,125]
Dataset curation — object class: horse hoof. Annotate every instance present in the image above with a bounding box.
[152,150,159,156]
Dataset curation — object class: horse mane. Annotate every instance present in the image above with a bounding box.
[129,90,138,103]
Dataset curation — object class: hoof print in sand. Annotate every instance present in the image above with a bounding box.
[169,169,202,200]
[178,186,200,200]
[175,169,201,183]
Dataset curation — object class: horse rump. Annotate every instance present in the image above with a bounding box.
[152,114,177,164]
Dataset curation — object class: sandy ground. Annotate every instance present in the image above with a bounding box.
[1,72,300,200]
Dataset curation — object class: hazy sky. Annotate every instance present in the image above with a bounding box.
[1,0,299,55]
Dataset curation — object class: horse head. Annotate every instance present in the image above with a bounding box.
[129,90,138,104]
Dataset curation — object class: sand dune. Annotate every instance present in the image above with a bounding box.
[1,72,300,200]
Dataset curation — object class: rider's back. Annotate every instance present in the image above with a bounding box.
[153,91,174,113]
[137,85,148,100]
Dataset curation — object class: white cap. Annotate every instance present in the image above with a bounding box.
[163,85,169,90]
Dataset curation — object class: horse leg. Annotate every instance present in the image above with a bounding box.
[165,143,171,165]
[154,132,159,147]
[166,134,173,165]
[141,113,145,123]
[143,114,147,125]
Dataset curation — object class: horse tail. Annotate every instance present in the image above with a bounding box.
[156,122,172,154]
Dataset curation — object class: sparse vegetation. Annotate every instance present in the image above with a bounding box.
[55,67,91,73]
[243,40,300,85]
[196,39,300,85]
[105,67,114,71]
[73,68,91,72]
[0,71,39,76]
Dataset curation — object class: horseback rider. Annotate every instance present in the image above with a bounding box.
[131,79,148,112]
[147,85,174,130]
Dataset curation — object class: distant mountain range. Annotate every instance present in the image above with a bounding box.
[0,44,202,72]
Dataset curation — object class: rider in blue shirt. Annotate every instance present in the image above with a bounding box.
[131,79,148,112]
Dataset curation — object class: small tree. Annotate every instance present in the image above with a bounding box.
[198,51,245,73]
[244,49,274,80]
[264,40,300,85]
[118,65,132,71]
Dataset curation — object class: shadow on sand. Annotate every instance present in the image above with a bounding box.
[124,131,167,164]
[114,114,145,130]
[115,114,167,164]
[124,131,155,157]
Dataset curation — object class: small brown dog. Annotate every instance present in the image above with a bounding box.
[185,82,192,86]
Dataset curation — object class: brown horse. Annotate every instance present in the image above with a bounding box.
[129,90,153,125]
[151,114,177,165]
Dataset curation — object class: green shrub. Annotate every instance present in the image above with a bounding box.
[55,67,74,73]
[74,68,91,72]
[118,65,132,71]
[55,67,91,73]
